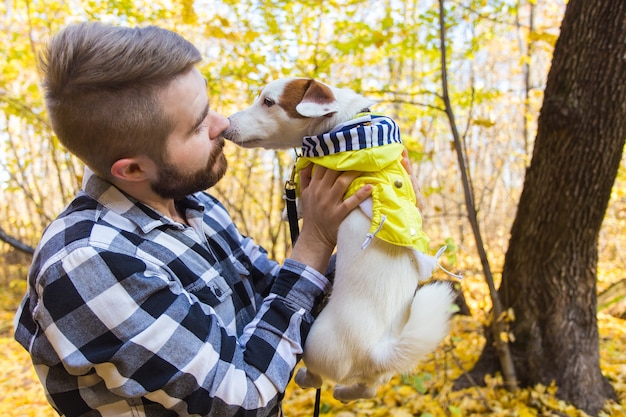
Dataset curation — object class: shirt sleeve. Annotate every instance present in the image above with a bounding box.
[26,244,330,416]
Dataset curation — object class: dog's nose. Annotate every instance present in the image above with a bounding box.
[221,125,234,141]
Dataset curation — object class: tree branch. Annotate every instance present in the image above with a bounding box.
[0,226,34,255]
[437,0,518,391]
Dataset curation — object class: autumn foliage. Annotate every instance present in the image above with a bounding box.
[2,261,625,416]
[0,0,625,415]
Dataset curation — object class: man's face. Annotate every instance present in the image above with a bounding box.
[151,67,229,200]
[151,139,227,200]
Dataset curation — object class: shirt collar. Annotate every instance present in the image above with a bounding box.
[81,167,205,233]
[301,114,402,158]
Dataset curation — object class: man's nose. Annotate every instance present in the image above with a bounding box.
[209,111,230,138]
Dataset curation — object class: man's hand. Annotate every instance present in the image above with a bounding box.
[400,148,426,212]
[290,165,371,274]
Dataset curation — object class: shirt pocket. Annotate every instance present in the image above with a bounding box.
[186,274,233,306]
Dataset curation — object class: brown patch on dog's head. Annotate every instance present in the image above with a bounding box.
[279,79,336,118]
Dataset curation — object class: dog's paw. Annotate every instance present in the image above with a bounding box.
[294,367,323,389]
[333,383,377,403]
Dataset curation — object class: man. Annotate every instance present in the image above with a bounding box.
[14,22,372,416]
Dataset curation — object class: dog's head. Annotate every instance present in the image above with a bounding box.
[223,77,376,149]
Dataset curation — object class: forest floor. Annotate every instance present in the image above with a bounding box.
[1,263,624,417]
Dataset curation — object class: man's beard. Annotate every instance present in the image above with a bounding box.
[150,138,228,200]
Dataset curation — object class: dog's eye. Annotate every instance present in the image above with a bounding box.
[263,98,275,107]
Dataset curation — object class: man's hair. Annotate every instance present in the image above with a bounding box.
[39,22,202,178]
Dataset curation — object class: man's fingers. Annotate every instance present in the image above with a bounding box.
[299,164,314,189]
[342,183,372,213]
[330,170,359,193]
[401,148,412,174]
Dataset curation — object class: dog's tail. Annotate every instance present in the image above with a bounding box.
[369,281,455,374]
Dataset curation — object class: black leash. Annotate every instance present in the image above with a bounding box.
[283,152,322,417]
[284,177,299,244]
[284,149,300,244]
[313,388,321,417]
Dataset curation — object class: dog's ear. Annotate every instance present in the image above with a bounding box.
[296,80,339,118]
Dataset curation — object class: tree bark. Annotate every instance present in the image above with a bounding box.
[461,1,626,415]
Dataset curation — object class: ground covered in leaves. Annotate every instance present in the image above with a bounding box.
[1,268,625,417]
[283,312,626,417]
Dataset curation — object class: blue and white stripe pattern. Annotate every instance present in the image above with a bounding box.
[302,114,402,157]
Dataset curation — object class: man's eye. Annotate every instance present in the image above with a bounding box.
[194,123,207,135]
[263,98,275,107]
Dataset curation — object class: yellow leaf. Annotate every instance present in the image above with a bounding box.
[517,407,537,417]
[506,308,516,322]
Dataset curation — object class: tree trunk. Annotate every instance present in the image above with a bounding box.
[461,1,626,415]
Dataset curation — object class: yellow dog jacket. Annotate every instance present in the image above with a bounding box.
[295,113,429,253]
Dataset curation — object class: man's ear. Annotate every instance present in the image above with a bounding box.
[110,156,154,182]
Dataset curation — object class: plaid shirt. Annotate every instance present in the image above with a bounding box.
[14,169,330,417]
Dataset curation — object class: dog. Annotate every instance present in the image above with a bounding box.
[223,78,455,402]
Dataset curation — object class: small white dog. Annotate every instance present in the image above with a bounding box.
[223,78,455,402]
